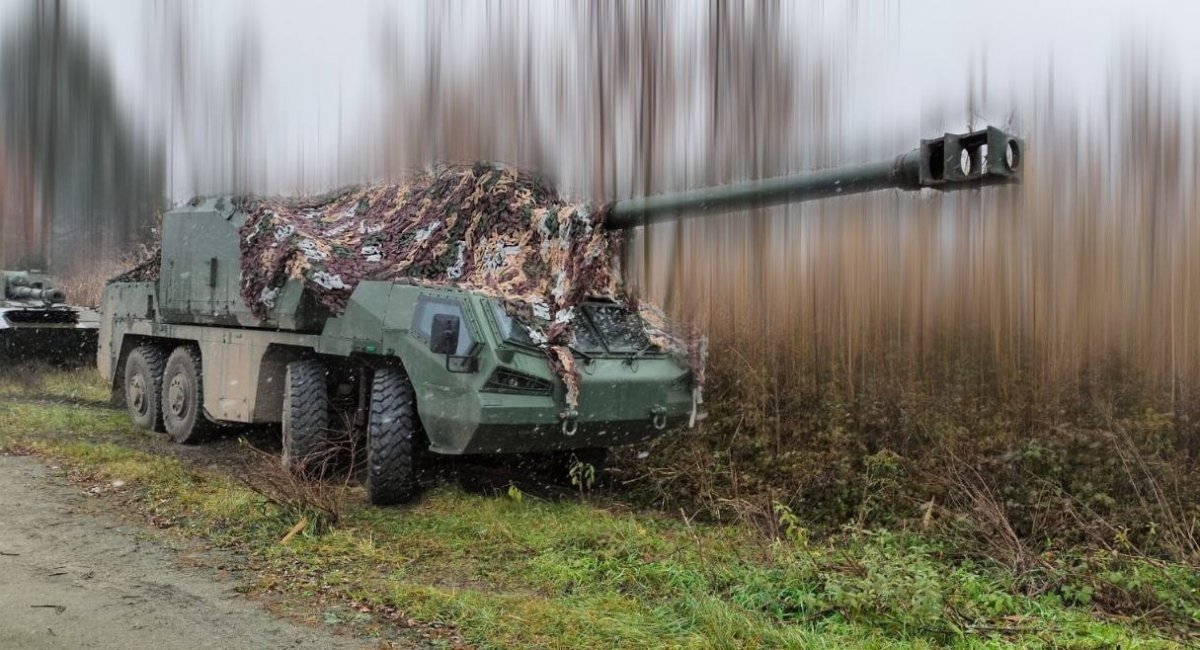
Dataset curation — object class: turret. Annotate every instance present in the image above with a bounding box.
[606,127,1022,230]
[0,270,99,365]
[2,271,67,304]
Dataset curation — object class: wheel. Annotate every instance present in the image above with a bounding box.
[281,359,330,474]
[367,367,420,505]
[161,346,217,444]
[124,345,166,432]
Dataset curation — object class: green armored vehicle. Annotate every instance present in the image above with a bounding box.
[1,270,99,364]
[99,127,1021,505]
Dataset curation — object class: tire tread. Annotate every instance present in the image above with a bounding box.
[282,359,330,472]
[125,345,167,432]
[368,368,418,505]
[163,346,218,444]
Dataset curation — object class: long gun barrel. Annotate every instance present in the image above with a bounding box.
[3,274,67,304]
[7,286,67,303]
[607,127,1022,230]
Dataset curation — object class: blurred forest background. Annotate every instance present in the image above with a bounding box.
[1,0,1198,561]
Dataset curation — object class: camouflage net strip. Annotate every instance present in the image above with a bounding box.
[110,246,160,284]
[239,163,618,319]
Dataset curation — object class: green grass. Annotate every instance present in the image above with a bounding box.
[0,367,1192,649]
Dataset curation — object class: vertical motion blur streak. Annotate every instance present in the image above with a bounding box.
[0,0,1195,409]
[0,0,162,278]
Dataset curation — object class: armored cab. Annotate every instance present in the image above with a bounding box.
[0,270,100,364]
[99,127,1022,506]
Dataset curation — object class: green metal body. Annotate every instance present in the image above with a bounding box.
[101,273,691,454]
[99,127,1021,455]
[1,270,99,363]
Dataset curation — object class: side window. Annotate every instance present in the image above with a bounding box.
[412,298,475,356]
[489,301,538,346]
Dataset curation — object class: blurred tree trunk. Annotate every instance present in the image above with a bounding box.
[0,0,163,273]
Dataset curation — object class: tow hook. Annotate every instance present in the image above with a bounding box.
[650,406,668,430]
[559,409,579,436]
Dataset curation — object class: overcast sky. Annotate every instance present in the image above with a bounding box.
[3,0,1197,199]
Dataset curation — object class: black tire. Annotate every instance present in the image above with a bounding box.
[367,367,419,506]
[281,359,330,474]
[124,345,166,432]
[161,346,217,444]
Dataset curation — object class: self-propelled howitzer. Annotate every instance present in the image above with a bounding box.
[98,127,1022,507]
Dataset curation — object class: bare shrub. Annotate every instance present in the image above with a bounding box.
[237,415,361,535]
[1107,430,1200,565]
[1049,419,1200,566]
[936,453,1053,592]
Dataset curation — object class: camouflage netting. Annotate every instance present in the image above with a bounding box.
[110,246,161,284]
[235,163,705,409]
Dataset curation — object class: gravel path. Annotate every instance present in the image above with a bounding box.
[0,455,372,650]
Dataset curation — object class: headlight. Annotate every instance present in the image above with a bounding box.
[482,369,552,396]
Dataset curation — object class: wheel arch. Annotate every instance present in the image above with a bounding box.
[252,344,319,423]
[344,353,434,453]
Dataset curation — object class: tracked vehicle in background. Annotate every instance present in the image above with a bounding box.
[99,127,1022,505]
[1,270,99,364]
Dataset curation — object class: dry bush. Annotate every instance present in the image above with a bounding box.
[626,349,1200,565]
[237,420,360,535]
[50,209,160,308]
[931,444,1200,630]
[1057,423,1200,564]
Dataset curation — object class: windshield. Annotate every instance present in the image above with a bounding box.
[568,312,606,354]
[491,301,654,356]
[582,304,653,354]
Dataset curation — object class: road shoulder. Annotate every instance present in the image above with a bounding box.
[0,454,374,650]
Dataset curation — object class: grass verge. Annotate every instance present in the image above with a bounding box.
[0,366,1193,649]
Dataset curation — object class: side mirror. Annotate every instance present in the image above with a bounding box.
[430,313,461,355]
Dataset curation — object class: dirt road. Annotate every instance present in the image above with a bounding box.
[0,455,371,650]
